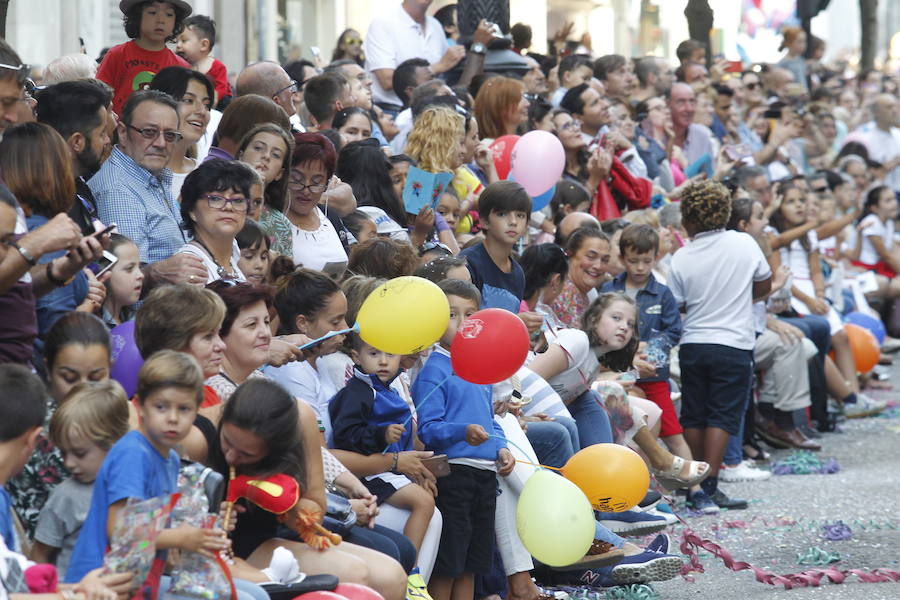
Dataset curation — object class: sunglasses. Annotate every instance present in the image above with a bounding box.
[0,63,31,86]
[126,124,183,143]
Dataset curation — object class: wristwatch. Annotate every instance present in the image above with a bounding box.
[471,42,486,55]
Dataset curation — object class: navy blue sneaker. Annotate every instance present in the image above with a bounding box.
[638,490,661,510]
[597,510,668,536]
[686,489,720,514]
[645,533,671,554]
[571,550,684,587]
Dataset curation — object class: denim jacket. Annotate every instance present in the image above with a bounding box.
[602,272,682,382]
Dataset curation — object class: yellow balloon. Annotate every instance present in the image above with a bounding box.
[561,444,650,512]
[356,276,450,355]
[516,469,595,567]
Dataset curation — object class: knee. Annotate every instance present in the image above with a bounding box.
[833,329,849,345]
[367,556,407,600]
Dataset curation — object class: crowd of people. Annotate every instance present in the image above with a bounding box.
[0,0,898,599]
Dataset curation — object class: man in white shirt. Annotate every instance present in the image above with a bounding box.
[365,0,465,112]
[669,82,714,166]
[858,94,900,193]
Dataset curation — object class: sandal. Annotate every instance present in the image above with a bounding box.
[650,455,710,490]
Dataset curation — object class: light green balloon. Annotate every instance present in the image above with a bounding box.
[515,469,595,567]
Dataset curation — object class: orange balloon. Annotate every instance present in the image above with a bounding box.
[561,444,650,512]
[844,323,879,373]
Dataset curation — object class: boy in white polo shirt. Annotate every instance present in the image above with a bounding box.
[668,181,772,512]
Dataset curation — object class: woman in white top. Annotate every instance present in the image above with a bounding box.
[768,181,861,395]
[176,159,258,284]
[286,133,349,277]
[148,67,213,201]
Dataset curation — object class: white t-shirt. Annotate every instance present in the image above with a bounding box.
[669,229,771,350]
[365,4,448,106]
[195,109,222,162]
[538,328,601,403]
[862,124,900,192]
[0,533,33,600]
[778,229,818,282]
[290,207,348,276]
[264,358,339,442]
[176,240,246,284]
[858,213,894,265]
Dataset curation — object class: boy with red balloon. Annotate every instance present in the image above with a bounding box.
[410,279,514,600]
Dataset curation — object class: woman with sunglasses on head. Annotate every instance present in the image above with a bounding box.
[149,66,214,200]
[331,29,364,66]
[175,159,258,284]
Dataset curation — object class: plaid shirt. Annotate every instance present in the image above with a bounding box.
[89,146,185,264]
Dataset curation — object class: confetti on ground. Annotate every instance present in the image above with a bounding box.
[822,521,854,541]
[770,451,840,475]
[797,547,841,566]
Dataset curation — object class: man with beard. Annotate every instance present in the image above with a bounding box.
[36,79,114,235]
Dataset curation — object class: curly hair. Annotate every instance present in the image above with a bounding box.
[679,180,732,233]
[405,105,465,173]
[581,292,639,372]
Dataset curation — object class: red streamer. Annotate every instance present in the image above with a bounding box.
[677,528,900,589]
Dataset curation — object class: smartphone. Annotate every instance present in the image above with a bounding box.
[91,223,117,238]
[89,249,118,277]
[311,46,321,59]
[421,454,450,478]
[724,144,751,161]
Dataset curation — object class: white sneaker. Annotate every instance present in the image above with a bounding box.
[844,393,887,418]
[719,461,772,482]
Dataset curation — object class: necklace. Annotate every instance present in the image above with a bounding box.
[191,236,234,279]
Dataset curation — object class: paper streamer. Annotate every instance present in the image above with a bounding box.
[677,528,900,589]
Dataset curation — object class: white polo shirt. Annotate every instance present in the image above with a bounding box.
[365,3,448,106]
[861,122,900,192]
[668,229,771,351]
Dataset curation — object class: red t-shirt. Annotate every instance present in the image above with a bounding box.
[206,58,233,105]
[97,40,190,114]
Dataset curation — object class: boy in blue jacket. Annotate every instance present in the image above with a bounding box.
[411,279,514,600]
[329,334,436,597]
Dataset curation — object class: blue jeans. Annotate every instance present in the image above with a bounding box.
[344,523,417,573]
[567,390,614,447]
[160,576,268,600]
[525,416,580,469]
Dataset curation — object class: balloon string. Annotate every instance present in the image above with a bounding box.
[487,434,545,473]
[513,458,562,472]
[382,372,453,454]
[297,322,360,351]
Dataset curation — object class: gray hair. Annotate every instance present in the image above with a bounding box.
[657,202,682,228]
[42,54,97,85]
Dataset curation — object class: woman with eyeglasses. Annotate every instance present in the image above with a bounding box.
[236,123,294,257]
[633,97,675,187]
[552,108,591,181]
[175,159,258,284]
[149,66,214,200]
[286,132,351,277]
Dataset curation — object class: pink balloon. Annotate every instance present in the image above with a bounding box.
[510,130,565,196]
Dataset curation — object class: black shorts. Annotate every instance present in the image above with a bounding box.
[433,464,497,577]
[678,343,753,436]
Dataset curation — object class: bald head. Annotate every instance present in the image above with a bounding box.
[872,93,899,129]
[558,211,600,243]
[236,61,296,117]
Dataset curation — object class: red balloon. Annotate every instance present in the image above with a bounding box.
[451,308,530,384]
[333,585,384,600]
[489,135,520,180]
[291,592,347,600]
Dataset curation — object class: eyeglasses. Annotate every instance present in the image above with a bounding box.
[558,119,582,132]
[126,123,183,143]
[203,193,250,213]
[289,179,328,194]
[0,63,31,86]
[273,80,299,97]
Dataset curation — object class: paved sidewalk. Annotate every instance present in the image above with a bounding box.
[654,391,900,599]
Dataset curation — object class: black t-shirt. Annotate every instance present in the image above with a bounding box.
[460,242,525,313]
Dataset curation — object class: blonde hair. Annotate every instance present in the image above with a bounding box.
[405,105,464,173]
[622,208,660,229]
[135,350,204,406]
[135,284,226,359]
[50,381,130,451]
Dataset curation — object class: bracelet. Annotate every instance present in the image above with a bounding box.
[59,588,76,600]
[11,242,37,266]
[390,452,399,473]
[46,260,70,287]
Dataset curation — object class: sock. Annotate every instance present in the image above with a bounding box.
[700,475,718,496]
[842,393,858,405]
